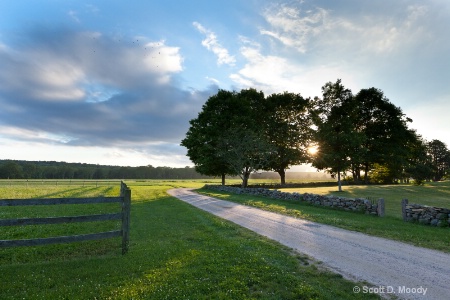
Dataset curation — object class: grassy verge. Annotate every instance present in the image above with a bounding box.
[198,182,450,253]
[278,181,450,218]
[0,181,380,299]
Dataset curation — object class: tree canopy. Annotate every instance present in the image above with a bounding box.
[181,89,238,184]
[181,81,448,187]
[262,92,313,184]
[182,89,313,186]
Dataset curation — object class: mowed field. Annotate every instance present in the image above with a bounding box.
[0,179,449,299]
[0,179,381,300]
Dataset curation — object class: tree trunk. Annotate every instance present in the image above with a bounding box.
[351,165,357,182]
[221,173,225,186]
[337,168,342,192]
[242,168,250,188]
[364,163,369,184]
[242,174,249,188]
[278,169,286,185]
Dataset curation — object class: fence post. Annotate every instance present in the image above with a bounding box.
[121,182,131,255]
[377,198,385,217]
[401,199,408,221]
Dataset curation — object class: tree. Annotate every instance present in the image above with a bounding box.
[182,88,273,187]
[217,128,274,187]
[22,163,41,179]
[216,88,269,187]
[427,139,450,181]
[352,88,414,183]
[0,161,23,179]
[399,131,433,184]
[312,80,358,191]
[262,92,313,184]
[181,90,239,184]
[313,82,417,187]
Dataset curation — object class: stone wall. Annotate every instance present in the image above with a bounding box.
[205,185,384,216]
[402,199,450,227]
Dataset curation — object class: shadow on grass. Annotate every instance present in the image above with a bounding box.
[33,185,117,199]
[1,191,381,300]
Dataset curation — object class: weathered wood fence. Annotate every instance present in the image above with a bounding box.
[0,181,131,254]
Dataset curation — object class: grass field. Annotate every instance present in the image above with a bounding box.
[278,181,450,218]
[0,180,381,300]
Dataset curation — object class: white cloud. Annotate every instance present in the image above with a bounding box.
[193,22,236,66]
[206,76,220,85]
[261,4,329,53]
[260,2,433,57]
[141,40,183,84]
[0,28,212,152]
[0,136,192,167]
[68,10,80,23]
[230,43,359,97]
[0,32,184,103]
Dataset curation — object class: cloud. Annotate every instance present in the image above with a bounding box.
[205,76,220,85]
[85,4,99,14]
[0,27,212,152]
[68,10,81,23]
[260,2,434,57]
[193,22,236,66]
[230,41,359,98]
[260,4,329,53]
[255,1,450,105]
[260,1,446,66]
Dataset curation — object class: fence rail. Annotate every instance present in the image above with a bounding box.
[0,181,131,254]
[0,180,123,187]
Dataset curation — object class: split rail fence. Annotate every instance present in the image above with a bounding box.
[0,181,131,254]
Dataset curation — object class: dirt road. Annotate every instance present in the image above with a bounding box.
[168,188,450,300]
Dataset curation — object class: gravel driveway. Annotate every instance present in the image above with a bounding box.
[168,188,450,300]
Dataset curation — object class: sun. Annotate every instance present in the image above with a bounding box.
[307,145,319,155]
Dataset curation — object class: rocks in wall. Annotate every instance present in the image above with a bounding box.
[402,199,450,227]
[205,185,382,216]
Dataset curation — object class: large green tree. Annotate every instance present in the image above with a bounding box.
[181,90,239,184]
[313,81,417,186]
[216,89,269,187]
[181,88,268,186]
[352,88,414,183]
[427,139,450,181]
[262,92,313,184]
[312,80,359,191]
[403,133,434,185]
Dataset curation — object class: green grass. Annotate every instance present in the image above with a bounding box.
[0,180,380,299]
[278,181,450,218]
[198,181,450,253]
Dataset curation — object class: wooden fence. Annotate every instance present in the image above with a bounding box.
[0,181,131,254]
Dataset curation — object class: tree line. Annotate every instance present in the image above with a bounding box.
[182,79,450,188]
[0,160,211,180]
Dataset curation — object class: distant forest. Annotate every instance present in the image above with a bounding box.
[0,160,330,181]
[0,160,211,180]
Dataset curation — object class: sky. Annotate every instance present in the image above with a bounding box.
[0,0,449,168]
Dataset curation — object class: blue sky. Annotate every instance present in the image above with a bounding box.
[0,0,449,168]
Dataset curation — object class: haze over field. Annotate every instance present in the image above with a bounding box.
[0,0,449,167]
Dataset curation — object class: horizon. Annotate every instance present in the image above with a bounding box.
[0,158,319,173]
